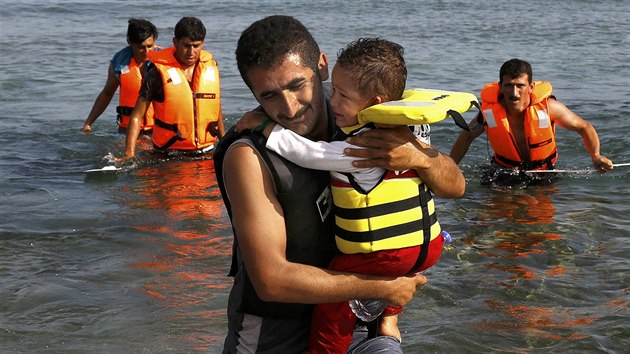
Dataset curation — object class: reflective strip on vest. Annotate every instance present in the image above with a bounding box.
[484,109,497,128]
[537,109,550,128]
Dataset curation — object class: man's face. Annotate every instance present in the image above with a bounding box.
[130,36,156,62]
[173,37,204,69]
[246,53,327,140]
[500,73,534,113]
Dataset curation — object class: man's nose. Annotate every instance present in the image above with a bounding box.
[278,91,300,119]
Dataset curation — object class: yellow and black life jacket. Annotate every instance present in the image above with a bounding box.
[331,168,441,254]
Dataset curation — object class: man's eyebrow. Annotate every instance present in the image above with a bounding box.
[259,76,307,98]
[286,76,307,88]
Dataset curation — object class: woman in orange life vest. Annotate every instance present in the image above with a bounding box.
[119,16,225,160]
[450,58,613,177]
[82,18,159,133]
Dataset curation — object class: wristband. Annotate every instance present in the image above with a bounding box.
[253,117,272,134]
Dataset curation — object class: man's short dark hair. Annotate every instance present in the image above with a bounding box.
[235,15,321,88]
[174,17,206,41]
[127,18,158,44]
[499,58,533,83]
[336,37,407,101]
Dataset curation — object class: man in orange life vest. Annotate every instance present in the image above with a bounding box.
[82,19,159,133]
[450,58,613,176]
[120,16,225,160]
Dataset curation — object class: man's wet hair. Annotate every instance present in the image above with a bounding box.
[236,15,322,88]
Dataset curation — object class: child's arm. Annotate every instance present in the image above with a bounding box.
[234,111,276,137]
[266,125,373,174]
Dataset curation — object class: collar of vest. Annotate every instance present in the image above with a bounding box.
[148,46,213,67]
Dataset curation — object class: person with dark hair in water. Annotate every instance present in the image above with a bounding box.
[450,58,613,186]
[215,15,465,353]
[120,17,224,160]
[82,18,159,133]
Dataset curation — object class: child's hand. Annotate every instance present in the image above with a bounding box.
[234,111,267,133]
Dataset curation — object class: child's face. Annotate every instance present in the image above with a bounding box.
[330,64,373,128]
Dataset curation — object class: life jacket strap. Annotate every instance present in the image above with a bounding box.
[116,106,134,116]
[495,150,557,170]
[409,185,433,273]
[153,118,185,150]
[208,121,220,137]
[448,100,480,132]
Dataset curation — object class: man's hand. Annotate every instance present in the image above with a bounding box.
[384,273,428,307]
[345,126,437,171]
[592,154,613,173]
[346,126,466,198]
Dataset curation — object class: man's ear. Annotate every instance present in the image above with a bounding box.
[318,52,329,81]
[371,96,384,105]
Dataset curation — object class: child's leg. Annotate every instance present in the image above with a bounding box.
[378,314,401,342]
[378,305,404,342]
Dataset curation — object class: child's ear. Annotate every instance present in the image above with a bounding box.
[371,96,384,105]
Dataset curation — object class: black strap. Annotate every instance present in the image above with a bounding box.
[154,118,178,132]
[448,100,481,131]
[409,185,433,272]
[208,121,220,137]
[495,150,557,170]
[153,118,185,150]
[366,318,379,339]
[116,106,134,116]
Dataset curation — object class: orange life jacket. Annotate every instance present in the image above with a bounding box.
[117,57,154,131]
[148,47,222,151]
[481,81,557,170]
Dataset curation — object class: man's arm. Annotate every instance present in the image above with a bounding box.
[549,99,613,172]
[118,65,159,161]
[345,126,466,198]
[222,143,426,306]
[120,96,150,159]
[450,117,485,163]
[82,65,119,133]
